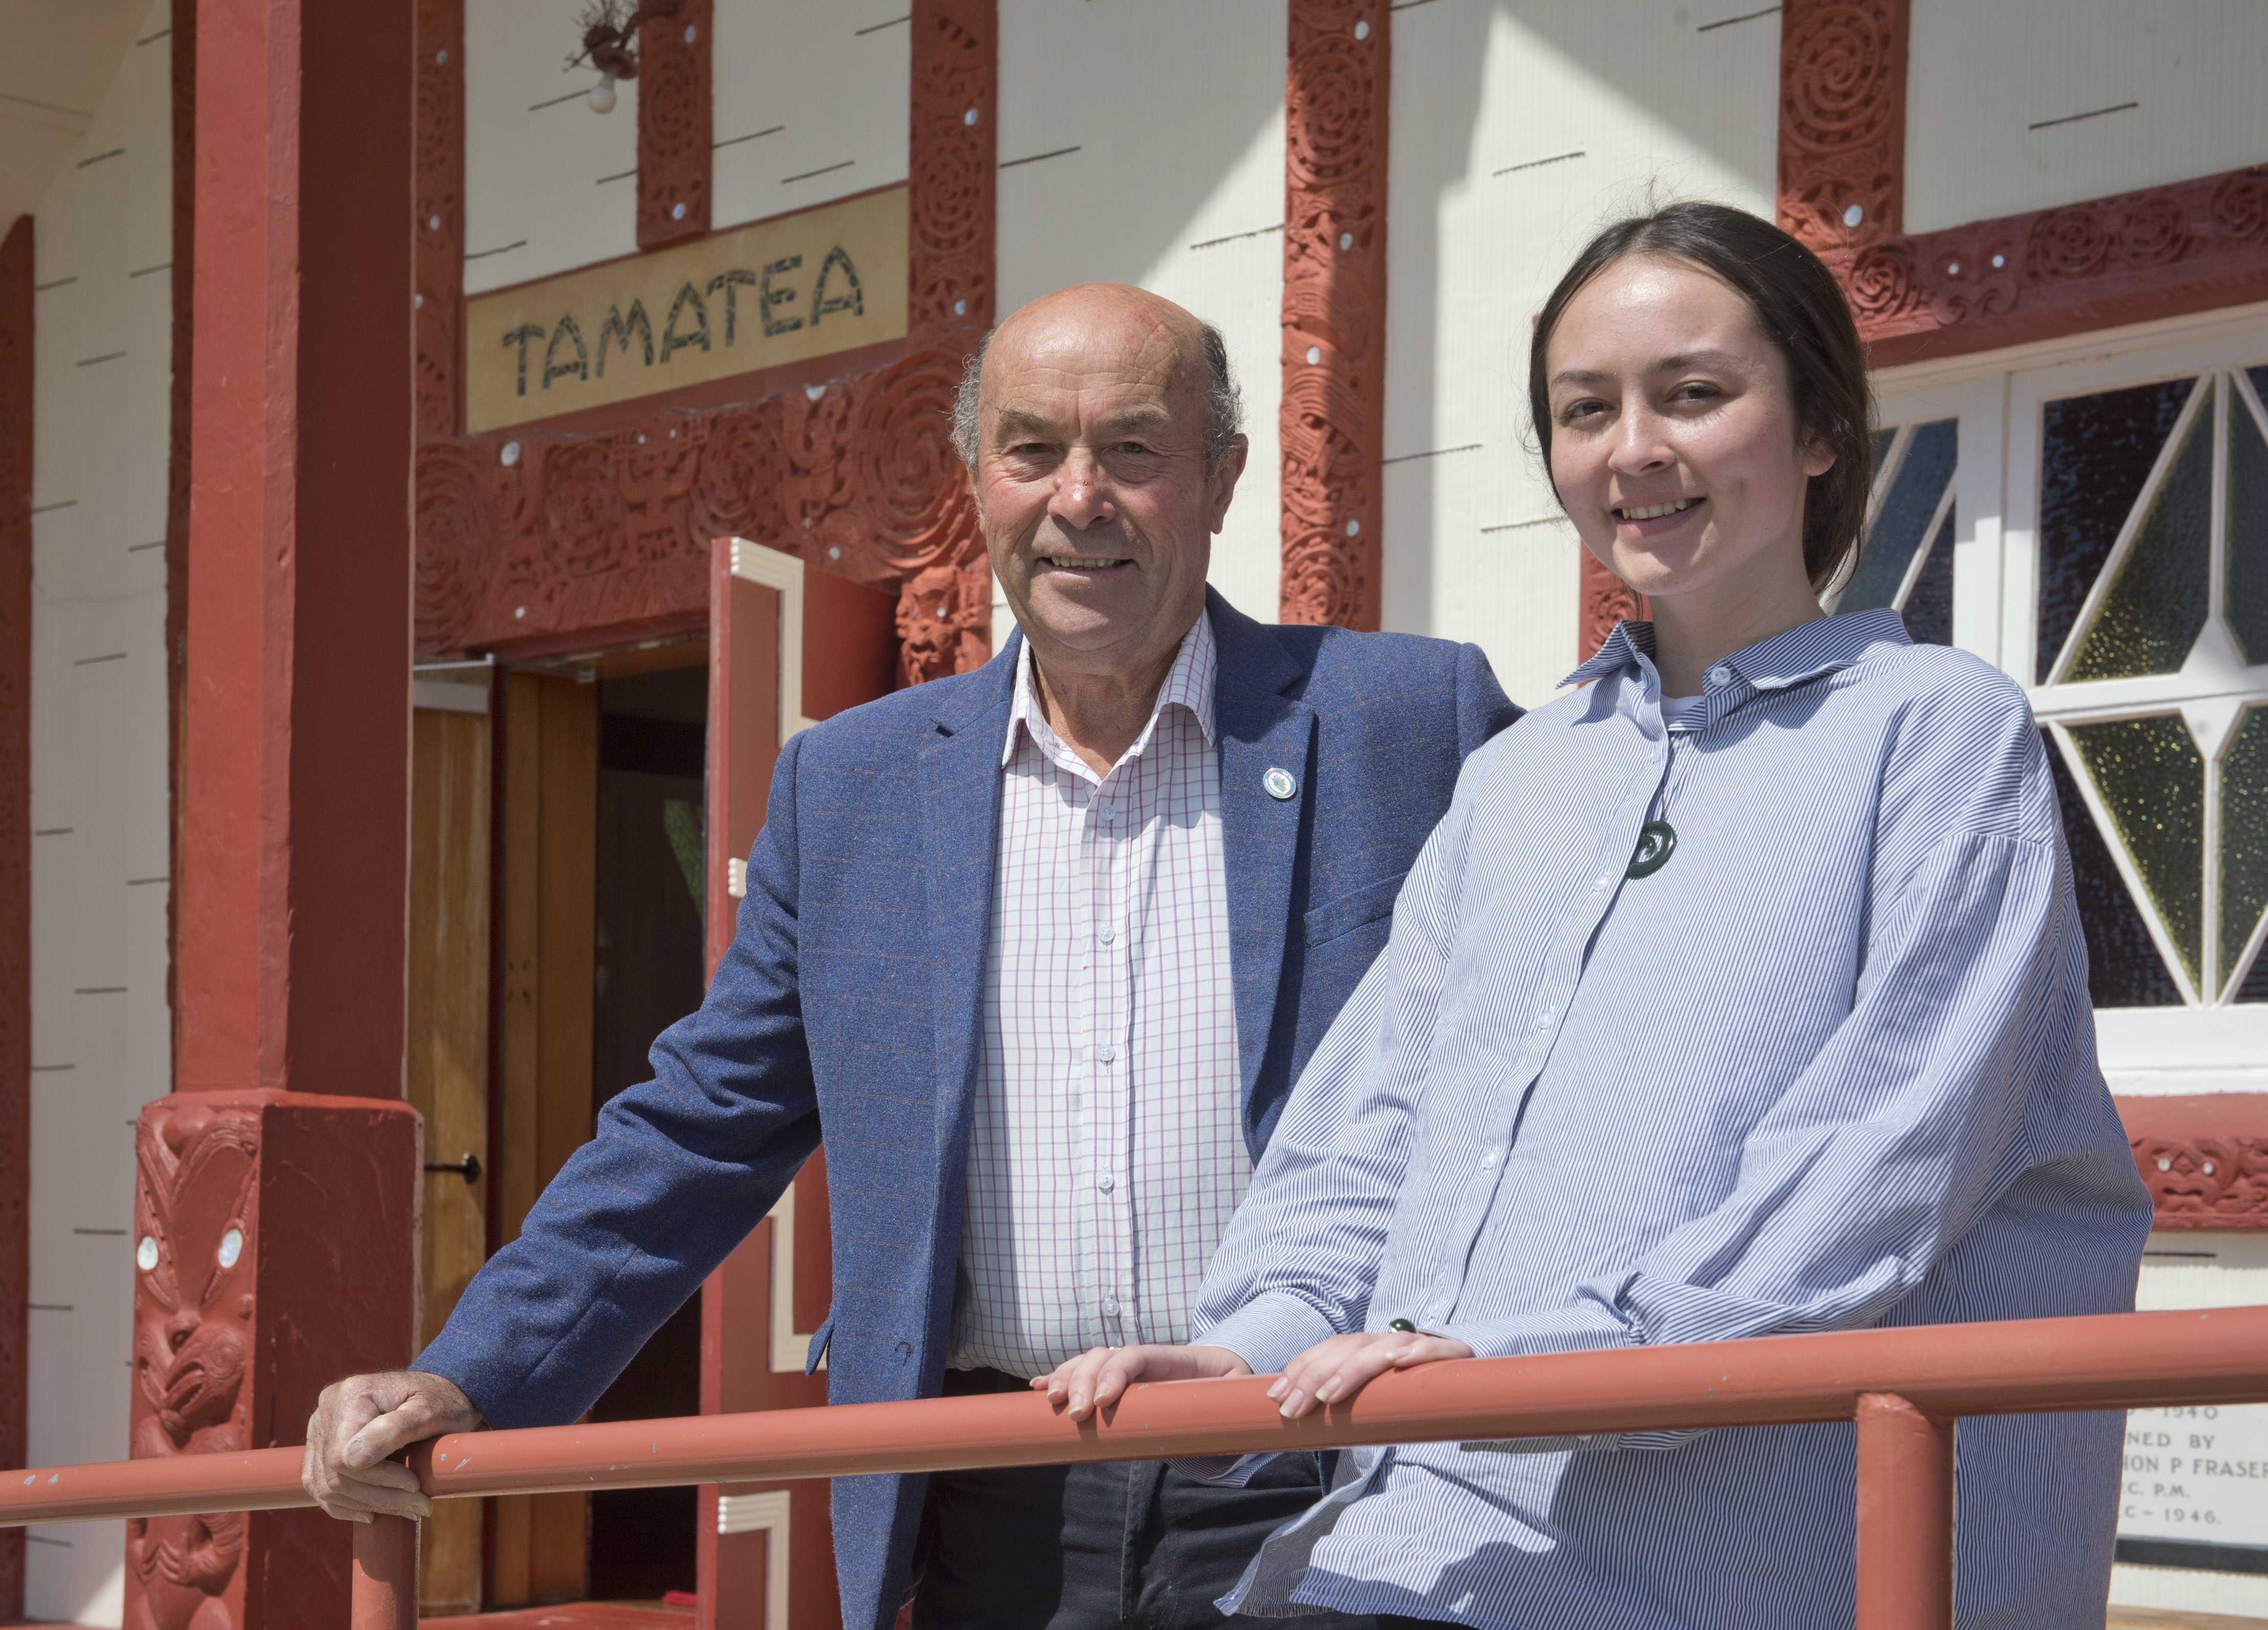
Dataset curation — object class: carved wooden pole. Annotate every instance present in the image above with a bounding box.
[130,2,423,1624]
[1279,0,1388,630]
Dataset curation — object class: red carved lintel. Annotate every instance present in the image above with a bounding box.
[1776,0,1909,254]
[0,212,33,1620]
[1279,1,1388,631]
[414,0,997,687]
[636,0,712,250]
[2117,1096,2268,1232]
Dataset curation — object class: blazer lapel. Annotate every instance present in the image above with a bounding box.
[1206,595,1316,1136]
[916,640,1016,1253]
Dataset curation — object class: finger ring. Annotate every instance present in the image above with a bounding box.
[1387,1319,1416,1333]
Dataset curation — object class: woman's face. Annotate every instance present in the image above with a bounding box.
[1544,254,1834,607]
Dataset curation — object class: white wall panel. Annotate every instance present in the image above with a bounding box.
[24,6,173,1620]
[711,1,910,228]
[995,0,1286,627]
[463,0,640,295]
[1384,0,1779,707]
[1907,0,2268,235]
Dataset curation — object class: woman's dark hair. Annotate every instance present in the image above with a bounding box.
[1528,201,1874,592]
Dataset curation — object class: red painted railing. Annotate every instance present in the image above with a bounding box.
[8,1306,2267,1630]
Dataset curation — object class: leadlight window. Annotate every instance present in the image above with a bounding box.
[2029,363,2268,1009]
[1838,417,1958,645]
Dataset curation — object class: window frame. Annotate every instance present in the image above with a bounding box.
[1873,298,2268,1090]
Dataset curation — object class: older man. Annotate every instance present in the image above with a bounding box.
[302,284,1517,1629]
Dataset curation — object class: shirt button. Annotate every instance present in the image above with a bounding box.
[1098,1044,1117,1063]
[1100,1296,1121,1317]
[1593,875,1611,894]
[1533,1009,1554,1029]
[1098,1171,1115,1192]
[1481,1148,1499,1167]
[1707,664,1733,687]
[1098,923,1116,943]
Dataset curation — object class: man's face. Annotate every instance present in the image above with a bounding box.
[974,288,1246,677]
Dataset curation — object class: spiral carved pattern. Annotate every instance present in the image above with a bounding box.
[1279,0,1388,629]
[411,0,997,674]
[1775,0,1906,251]
[637,0,711,249]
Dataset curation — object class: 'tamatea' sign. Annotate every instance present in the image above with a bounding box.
[465,186,909,433]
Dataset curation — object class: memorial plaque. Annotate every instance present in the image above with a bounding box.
[465,186,909,433]
[2122,1404,2268,1550]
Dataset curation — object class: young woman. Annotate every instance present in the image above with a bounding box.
[1040,203,2153,1628]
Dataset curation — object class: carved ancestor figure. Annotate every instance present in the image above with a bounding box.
[125,1102,258,1630]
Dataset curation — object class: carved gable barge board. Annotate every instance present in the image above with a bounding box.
[416,1,997,688]
[2119,1097,2268,1232]
[0,212,31,1619]
[1280,0,1388,630]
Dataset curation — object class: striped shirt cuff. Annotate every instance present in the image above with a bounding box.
[1435,1301,1631,1361]
[1196,1291,1342,1376]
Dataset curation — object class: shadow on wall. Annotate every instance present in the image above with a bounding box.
[1384,0,1779,684]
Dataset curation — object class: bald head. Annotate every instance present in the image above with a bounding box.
[952,284,1242,473]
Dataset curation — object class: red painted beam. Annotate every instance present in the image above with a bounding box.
[5,1306,2266,1529]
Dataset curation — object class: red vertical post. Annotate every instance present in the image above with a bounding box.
[127,0,424,1624]
[353,1515,420,1630]
[1854,1392,1955,1630]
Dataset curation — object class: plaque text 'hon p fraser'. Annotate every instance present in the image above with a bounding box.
[465,185,910,433]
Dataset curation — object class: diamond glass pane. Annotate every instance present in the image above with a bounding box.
[1848,419,1955,612]
[2222,706,2268,1001]
[2038,376,2196,681]
[2069,379,2214,681]
[2229,380,2268,666]
[2066,715,2205,990]
[2044,733,2184,1007]
[1901,507,1955,646]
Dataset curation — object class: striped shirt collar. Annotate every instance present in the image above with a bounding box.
[1004,609,1219,769]
[1564,608,1913,722]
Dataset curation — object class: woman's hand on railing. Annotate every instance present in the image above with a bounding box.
[1268,1329,1474,1420]
[1033,1344,1253,1423]
[300,1370,483,1523]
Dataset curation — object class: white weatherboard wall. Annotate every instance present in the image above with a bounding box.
[993,0,1288,642]
[463,0,642,296]
[711,1,910,229]
[1384,0,1780,708]
[25,5,175,1622]
[1906,0,2268,236]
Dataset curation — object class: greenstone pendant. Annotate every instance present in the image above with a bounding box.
[1626,820,1676,878]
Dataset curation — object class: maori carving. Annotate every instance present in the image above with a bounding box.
[1280,1,1387,630]
[415,0,466,440]
[0,214,29,1620]
[1776,0,1908,253]
[1578,551,1644,662]
[413,0,996,683]
[125,1101,261,1630]
[2132,1136,2268,1231]
[1834,165,2268,367]
[166,0,195,1080]
[636,0,711,250]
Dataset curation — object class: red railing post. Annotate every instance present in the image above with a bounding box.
[1854,1392,1954,1630]
[351,1515,418,1630]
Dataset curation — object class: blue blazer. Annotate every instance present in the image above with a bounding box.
[420,590,1518,1629]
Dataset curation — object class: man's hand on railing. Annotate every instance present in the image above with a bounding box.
[1033,1344,1252,1422]
[300,1370,483,1523]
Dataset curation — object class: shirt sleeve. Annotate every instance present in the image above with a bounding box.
[1194,796,1473,1376]
[1439,822,2094,1384]
[417,732,823,1428]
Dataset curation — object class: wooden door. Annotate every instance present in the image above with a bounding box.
[699,538,896,1630]
[406,676,492,1615]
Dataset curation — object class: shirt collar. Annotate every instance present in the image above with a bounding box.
[1003,609,1218,769]
[1563,608,1912,718]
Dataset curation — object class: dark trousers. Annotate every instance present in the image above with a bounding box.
[911,1369,1380,1630]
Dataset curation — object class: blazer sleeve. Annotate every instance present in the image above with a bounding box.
[416,733,825,1428]
[1454,641,1523,758]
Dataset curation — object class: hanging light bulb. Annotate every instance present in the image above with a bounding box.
[588,73,617,114]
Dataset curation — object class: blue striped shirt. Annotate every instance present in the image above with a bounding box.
[1192,610,2154,1628]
